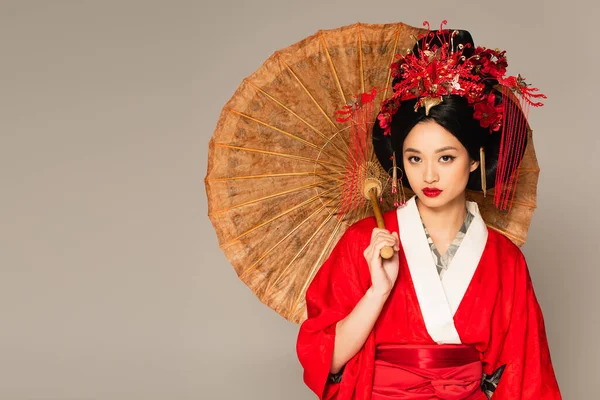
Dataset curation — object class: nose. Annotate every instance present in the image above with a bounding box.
[423,160,439,184]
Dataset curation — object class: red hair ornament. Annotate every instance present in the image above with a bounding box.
[337,21,546,213]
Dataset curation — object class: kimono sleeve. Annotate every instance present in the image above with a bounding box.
[482,252,562,399]
[296,226,370,399]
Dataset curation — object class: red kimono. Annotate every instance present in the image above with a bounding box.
[297,196,562,399]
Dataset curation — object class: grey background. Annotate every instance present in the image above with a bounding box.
[1,0,597,399]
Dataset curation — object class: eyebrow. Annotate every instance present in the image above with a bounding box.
[404,146,459,154]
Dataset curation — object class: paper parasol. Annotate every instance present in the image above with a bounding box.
[204,22,539,324]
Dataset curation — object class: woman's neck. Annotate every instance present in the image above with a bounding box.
[415,194,468,237]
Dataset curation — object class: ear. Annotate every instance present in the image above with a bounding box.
[469,159,480,173]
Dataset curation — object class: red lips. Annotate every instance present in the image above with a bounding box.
[422,187,443,197]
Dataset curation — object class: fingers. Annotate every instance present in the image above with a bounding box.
[370,227,391,241]
[364,229,399,261]
[370,228,398,247]
[375,237,397,250]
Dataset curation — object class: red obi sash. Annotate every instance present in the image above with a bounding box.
[372,344,486,400]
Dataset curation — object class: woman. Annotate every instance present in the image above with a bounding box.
[296,27,562,399]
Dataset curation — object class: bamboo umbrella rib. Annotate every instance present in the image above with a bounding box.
[221,183,343,248]
[240,193,340,283]
[360,200,369,221]
[209,179,340,215]
[246,81,352,164]
[318,32,346,105]
[468,192,536,209]
[229,109,335,155]
[206,171,344,182]
[266,212,337,295]
[263,196,340,291]
[383,26,402,100]
[278,57,342,133]
[508,199,537,208]
[212,143,346,170]
[357,23,365,94]
[324,126,359,167]
[278,55,356,165]
[289,214,345,314]
[263,210,337,295]
[315,169,346,177]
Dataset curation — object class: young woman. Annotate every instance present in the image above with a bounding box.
[296,28,562,399]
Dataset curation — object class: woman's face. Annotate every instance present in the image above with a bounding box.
[402,120,479,209]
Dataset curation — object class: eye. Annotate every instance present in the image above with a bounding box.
[407,156,421,163]
[440,155,456,163]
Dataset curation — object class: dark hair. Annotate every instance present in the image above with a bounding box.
[372,29,527,192]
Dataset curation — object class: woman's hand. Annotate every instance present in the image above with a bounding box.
[363,228,400,297]
[328,228,400,373]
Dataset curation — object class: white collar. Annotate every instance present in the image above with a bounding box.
[396,195,488,343]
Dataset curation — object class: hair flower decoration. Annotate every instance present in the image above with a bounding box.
[375,21,546,135]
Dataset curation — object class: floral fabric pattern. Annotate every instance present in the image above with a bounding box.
[421,208,474,279]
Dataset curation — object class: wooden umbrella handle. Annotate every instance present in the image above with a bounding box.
[367,187,395,260]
